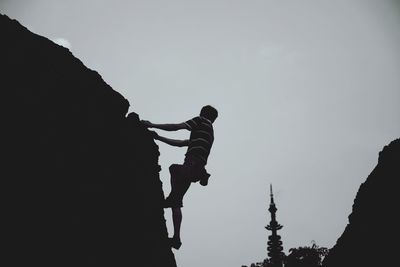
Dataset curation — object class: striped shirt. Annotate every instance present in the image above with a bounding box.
[184,116,214,165]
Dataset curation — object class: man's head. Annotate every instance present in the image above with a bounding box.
[200,105,218,123]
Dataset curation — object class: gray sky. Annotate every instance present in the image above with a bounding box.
[2,1,400,266]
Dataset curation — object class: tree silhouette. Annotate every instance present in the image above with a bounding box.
[285,242,329,267]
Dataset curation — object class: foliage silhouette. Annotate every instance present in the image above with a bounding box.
[285,243,329,267]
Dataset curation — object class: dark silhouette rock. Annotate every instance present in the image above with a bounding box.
[1,14,176,266]
[322,138,400,267]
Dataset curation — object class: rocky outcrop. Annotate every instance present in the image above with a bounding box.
[322,139,400,267]
[1,14,176,266]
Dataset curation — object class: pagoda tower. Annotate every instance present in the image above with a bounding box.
[265,184,284,267]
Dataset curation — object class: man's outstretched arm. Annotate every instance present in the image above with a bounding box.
[153,132,190,147]
[141,120,190,131]
[158,136,190,147]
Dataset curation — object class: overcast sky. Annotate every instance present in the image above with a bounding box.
[2,1,400,266]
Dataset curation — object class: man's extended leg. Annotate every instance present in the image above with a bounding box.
[166,164,192,249]
[171,207,182,248]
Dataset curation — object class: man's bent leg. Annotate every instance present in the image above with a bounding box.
[165,164,191,208]
[164,164,181,208]
[168,164,180,196]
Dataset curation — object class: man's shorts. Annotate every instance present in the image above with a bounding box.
[164,155,209,208]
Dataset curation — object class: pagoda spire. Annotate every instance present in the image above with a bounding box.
[265,184,284,267]
[270,184,274,204]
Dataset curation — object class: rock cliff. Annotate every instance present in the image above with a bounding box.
[1,14,176,267]
[323,139,400,267]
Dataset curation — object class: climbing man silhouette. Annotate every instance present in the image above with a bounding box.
[141,105,218,250]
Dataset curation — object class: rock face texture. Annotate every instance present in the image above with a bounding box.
[1,14,176,266]
[323,139,400,267]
